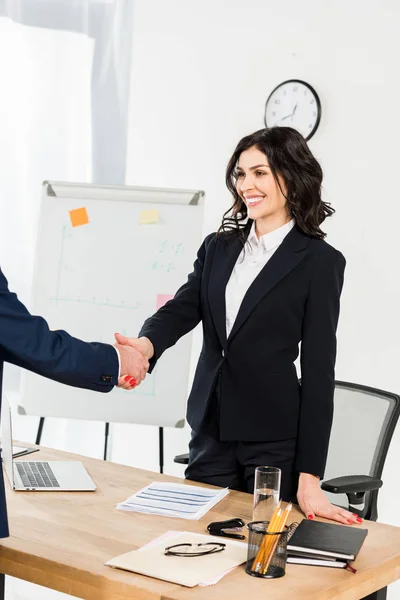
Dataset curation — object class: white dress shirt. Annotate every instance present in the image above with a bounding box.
[113,346,121,377]
[225,219,295,337]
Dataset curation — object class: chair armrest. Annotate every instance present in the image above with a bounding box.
[321,475,383,494]
[174,452,189,465]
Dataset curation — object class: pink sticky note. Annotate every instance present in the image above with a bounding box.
[156,294,174,310]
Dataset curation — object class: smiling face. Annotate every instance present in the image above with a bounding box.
[235,146,290,234]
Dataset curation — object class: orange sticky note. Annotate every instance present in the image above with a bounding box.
[69,207,89,227]
[156,294,174,310]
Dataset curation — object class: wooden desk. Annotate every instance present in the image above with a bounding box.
[0,445,399,600]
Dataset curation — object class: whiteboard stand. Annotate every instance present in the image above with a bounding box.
[23,181,204,472]
[159,426,164,474]
[35,419,114,464]
[104,422,110,461]
[34,417,113,458]
[35,417,45,446]
[34,418,166,472]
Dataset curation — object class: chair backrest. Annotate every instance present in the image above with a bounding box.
[323,381,400,521]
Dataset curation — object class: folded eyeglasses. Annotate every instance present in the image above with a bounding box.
[164,542,226,557]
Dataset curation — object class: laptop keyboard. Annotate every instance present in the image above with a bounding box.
[16,462,60,488]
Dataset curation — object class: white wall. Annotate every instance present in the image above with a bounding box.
[125,0,400,595]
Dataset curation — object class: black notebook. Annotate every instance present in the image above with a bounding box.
[287,519,368,561]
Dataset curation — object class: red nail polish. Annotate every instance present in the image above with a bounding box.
[308,515,314,520]
[356,517,363,522]
[130,382,137,388]
[130,378,137,385]
[124,375,131,381]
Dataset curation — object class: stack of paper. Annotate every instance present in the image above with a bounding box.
[116,481,229,520]
[106,530,247,587]
[137,531,241,586]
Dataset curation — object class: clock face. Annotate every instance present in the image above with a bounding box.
[264,79,321,141]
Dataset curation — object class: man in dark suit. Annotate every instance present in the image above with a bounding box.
[0,267,148,539]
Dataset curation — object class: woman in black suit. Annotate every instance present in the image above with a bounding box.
[117,127,362,525]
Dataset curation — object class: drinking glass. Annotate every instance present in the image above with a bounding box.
[253,466,281,522]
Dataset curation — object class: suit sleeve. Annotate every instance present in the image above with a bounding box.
[139,233,215,372]
[295,249,346,479]
[0,269,119,392]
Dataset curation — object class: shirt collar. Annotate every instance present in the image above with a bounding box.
[248,219,295,252]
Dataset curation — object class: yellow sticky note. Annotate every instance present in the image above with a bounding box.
[140,209,159,224]
[69,207,89,228]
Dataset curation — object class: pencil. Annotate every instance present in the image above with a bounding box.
[258,507,285,573]
[251,506,282,572]
[261,503,292,574]
[251,502,282,572]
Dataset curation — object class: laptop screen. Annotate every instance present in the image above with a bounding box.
[1,396,15,487]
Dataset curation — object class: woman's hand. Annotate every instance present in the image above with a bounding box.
[115,333,154,390]
[297,473,363,525]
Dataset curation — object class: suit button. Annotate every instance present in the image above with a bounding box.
[101,374,112,383]
[222,350,225,357]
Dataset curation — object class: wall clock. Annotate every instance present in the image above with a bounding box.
[264,79,321,141]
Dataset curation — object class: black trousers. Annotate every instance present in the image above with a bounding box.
[185,376,298,502]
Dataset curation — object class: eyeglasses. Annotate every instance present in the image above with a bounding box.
[164,542,226,557]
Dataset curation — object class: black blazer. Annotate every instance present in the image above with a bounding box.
[0,268,119,538]
[140,225,346,479]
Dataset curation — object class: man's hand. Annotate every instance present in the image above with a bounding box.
[114,342,149,388]
[114,333,154,389]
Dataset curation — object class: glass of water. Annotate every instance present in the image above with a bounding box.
[253,466,281,522]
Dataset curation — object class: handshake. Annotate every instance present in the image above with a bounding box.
[113,333,154,390]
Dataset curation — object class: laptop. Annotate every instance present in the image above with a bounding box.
[1,396,96,492]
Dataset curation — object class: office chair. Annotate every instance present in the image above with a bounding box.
[320,381,399,523]
[174,381,400,600]
[322,382,400,600]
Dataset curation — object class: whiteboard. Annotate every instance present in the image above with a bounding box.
[19,181,204,427]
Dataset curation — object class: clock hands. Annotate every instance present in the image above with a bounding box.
[278,103,298,123]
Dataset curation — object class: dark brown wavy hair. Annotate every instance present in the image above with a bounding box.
[218,127,334,241]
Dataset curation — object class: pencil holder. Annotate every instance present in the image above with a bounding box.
[245,521,295,578]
